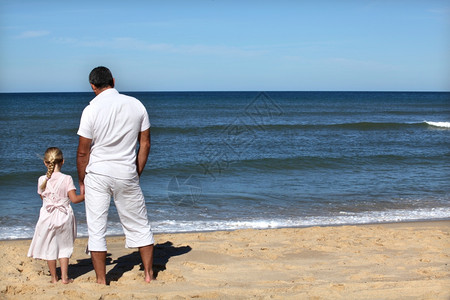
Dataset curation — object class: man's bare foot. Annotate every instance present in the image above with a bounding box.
[50,279,58,284]
[144,271,156,283]
[61,278,74,284]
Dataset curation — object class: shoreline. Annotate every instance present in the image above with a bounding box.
[1,220,449,299]
[2,218,450,242]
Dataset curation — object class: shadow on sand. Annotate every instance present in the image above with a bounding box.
[67,241,192,284]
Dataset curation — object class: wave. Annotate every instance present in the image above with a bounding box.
[151,206,450,233]
[144,153,449,177]
[326,121,424,130]
[210,154,447,172]
[2,207,449,240]
[152,121,449,135]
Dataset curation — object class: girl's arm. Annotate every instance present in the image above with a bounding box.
[68,189,84,204]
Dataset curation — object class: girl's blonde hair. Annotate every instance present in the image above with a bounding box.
[40,147,64,190]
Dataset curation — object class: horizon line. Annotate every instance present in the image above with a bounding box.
[1,90,449,94]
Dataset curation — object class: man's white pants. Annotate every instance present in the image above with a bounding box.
[85,173,154,251]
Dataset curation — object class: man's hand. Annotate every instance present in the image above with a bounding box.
[79,182,85,195]
[136,128,151,177]
[77,136,92,186]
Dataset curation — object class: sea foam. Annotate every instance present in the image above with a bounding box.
[425,121,450,128]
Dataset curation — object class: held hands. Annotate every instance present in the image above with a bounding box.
[79,182,85,196]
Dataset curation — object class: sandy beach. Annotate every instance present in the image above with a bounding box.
[1,221,449,299]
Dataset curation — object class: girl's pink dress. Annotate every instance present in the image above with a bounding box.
[27,172,77,260]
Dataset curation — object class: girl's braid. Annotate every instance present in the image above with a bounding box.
[40,147,63,191]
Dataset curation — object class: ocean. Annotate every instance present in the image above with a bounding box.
[0,91,449,240]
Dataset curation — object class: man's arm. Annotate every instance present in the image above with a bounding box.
[77,136,92,195]
[136,128,151,177]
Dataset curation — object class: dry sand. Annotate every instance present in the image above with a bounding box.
[1,221,449,299]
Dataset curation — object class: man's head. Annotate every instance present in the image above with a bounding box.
[89,66,115,90]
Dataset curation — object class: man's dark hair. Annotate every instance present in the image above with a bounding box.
[89,66,114,89]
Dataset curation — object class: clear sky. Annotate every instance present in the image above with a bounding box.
[1,0,449,92]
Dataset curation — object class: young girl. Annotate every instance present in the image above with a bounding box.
[27,147,84,284]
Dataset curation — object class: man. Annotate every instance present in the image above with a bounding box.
[77,66,154,284]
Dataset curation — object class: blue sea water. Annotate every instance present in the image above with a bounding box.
[0,91,449,240]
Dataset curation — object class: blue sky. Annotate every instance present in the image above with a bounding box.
[1,0,449,92]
